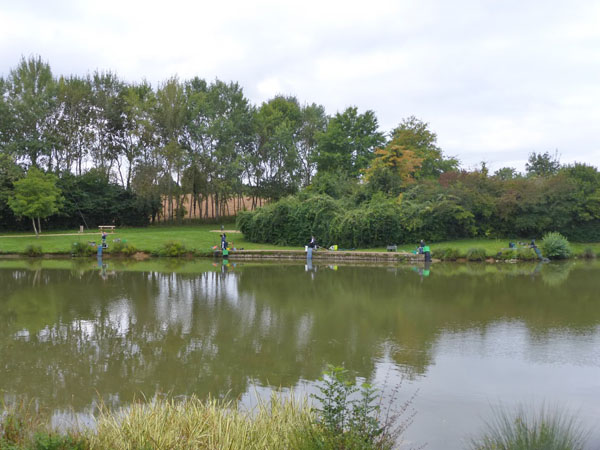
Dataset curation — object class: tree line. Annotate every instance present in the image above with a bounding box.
[239,151,600,246]
[0,55,357,229]
[2,56,599,241]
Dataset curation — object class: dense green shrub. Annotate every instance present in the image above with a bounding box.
[160,241,188,257]
[238,194,345,247]
[297,365,406,450]
[110,241,138,256]
[71,241,96,257]
[238,193,410,248]
[541,232,572,259]
[580,247,596,259]
[238,168,600,249]
[516,247,537,261]
[1,170,155,232]
[433,247,461,260]
[24,245,42,257]
[466,248,487,261]
[496,249,516,260]
[33,432,87,450]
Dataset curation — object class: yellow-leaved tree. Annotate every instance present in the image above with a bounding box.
[363,138,424,195]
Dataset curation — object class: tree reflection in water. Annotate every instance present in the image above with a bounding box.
[0,260,599,425]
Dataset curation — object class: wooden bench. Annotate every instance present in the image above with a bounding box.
[98,225,116,233]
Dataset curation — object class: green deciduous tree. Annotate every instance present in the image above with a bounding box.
[254,95,303,199]
[390,116,458,179]
[0,153,24,229]
[55,75,94,175]
[8,168,63,236]
[0,76,12,153]
[526,150,561,177]
[297,103,327,187]
[89,71,123,175]
[493,167,519,180]
[155,77,187,221]
[314,107,384,178]
[6,56,57,169]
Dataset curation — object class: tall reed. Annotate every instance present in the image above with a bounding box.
[88,393,314,450]
[468,405,589,450]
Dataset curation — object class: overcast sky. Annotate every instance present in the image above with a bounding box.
[1,0,599,172]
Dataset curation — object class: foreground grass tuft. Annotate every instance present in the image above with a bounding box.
[468,405,589,450]
[89,394,314,450]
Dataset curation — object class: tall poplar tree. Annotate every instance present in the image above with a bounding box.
[6,56,57,169]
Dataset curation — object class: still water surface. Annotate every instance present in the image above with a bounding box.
[1,258,599,448]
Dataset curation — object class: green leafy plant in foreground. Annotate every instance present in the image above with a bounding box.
[298,365,415,450]
[541,232,572,260]
[1,400,86,450]
[516,247,537,261]
[159,240,188,257]
[70,241,96,257]
[110,241,138,256]
[466,248,487,262]
[580,247,596,259]
[24,244,43,257]
[468,405,589,450]
[433,247,461,261]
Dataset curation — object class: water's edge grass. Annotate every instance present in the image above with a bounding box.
[1,224,599,261]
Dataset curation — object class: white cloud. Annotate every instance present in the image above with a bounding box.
[1,0,599,171]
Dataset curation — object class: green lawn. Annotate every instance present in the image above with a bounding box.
[0,223,298,255]
[0,225,599,257]
[360,238,600,256]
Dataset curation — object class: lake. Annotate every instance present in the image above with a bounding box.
[1,258,599,449]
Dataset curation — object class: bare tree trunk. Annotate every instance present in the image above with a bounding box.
[214,193,219,221]
[37,217,42,235]
[197,194,203,219]
[32,218,38,237]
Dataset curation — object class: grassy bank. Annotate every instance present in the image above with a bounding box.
[1,395,315,450]
[0,223,295,255]
[1,396,589,450]
[0,224,599,259]
[1,366,405,450]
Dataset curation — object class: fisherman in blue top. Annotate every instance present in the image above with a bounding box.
[530,239,547,261]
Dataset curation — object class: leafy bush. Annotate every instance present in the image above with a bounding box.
[496,249,516,261]
[71,241,96,257]
[516,247,537,261]
[297,365,412,450]
[433,247,461,260]
[161,241,188,257]
[581,247,596,259]
[24,245,43,257]
[466,248,487,262]
[110,241,138,256]
[33,432,87,450]
[0,400,87,450]
[468,405,588,450]
[541,232,572,259]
